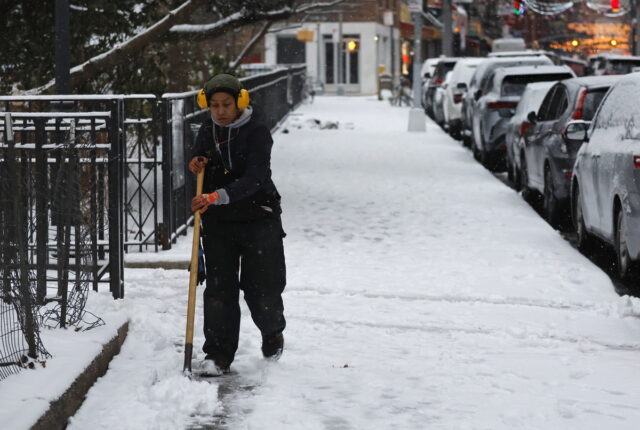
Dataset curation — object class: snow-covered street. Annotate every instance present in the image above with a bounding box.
[69,96,640,430]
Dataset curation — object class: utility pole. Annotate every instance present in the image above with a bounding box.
[636,0,640,55]
[442,0,453,57]
[55,0,70,94]
[337,11,345,95]
[317,21,322,88]
[407,0,425,132]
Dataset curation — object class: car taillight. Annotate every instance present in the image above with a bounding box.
[564,171,573,179]
[487,102,517,109]
[454,93,463,103]
[573,88,587,120]
[434,78,443,85]
[633,155,640,169]
[519,122,531,136]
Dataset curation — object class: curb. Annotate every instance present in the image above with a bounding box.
[30,321,130,430]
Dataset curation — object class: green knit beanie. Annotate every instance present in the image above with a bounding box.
[203,74,243,101]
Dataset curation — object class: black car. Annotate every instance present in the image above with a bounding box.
[518,75,621,226]
[424,58,459,118]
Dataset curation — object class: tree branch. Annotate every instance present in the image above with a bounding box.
[228,21,273,72]
[26,0,207,94]
[169,0,345,40]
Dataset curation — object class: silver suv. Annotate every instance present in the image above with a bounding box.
[472,65,574,170]
[570,73,640,280]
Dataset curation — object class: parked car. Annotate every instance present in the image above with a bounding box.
[420,57,441,107]
[439,57,484,140]
[570,73,640,280]
[424,57,460,118]
[472,64,575,170]
[518,76,620,226]
[461,55,553,149]
[488,50,547,59]
[491,38,526,53]
[590,53,640,76]
[433,71,452,126]
[505,81,555,187]
[560,56,588,77]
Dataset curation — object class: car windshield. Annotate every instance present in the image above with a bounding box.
[501,74,572,97]
[609,60,640,74]
[582,88,609,121]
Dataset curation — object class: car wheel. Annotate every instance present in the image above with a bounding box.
[615,209,639,281]
[512,159,522,191]
[520,156,535,203]
[507,156,514,183]
[574,184,595,253]
[543,166,561,228]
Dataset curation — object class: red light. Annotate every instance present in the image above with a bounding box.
[633,155,640,169]
[573,88,587,120]
[611,0,620,12]
[519,122,531,136]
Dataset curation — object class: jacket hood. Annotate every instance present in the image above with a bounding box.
[211,106,253,129]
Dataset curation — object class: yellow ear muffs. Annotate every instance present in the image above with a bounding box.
[237,89,250,110]
[197,89,208,109]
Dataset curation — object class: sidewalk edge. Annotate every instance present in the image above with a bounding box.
[30,321,130,430]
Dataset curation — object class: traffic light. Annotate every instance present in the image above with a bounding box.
[611,0,620,13]
[513,1,525,15]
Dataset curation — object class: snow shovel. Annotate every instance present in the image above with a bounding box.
[184,166,205,374]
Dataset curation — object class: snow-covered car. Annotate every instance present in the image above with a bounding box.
[487,50,548,59]
[471,64,575,170]
[461,55,553,150]
[519,76,619,226]
[491,37,526,53]
[439,57,484,141]
[420,57,441,108]
[571,73,640,280]
[505,81,554,186]
[424,57,460,118]
[590,54,640,76]
[432,71,452,126]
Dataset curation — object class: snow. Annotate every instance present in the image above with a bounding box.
[0,312,127,430]
[5,96,640,429]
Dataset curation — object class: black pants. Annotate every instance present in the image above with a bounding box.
[201,215,286,365]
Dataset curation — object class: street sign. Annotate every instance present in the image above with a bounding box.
[383,10,394,26]
[408,0,422,13]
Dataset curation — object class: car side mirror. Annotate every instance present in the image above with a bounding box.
[474,90,482,101]
[527,111,537,124]
[563,120,590,144]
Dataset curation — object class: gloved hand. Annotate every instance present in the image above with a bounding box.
[189,156,208,174]
[191,192,219,214]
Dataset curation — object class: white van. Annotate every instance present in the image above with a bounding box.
[491,38,526,53]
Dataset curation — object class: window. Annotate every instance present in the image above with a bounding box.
[582,89,608,122]
[537,86,557,121]
[546,87,568,120]
[276,36,305,64]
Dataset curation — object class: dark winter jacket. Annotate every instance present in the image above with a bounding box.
[192,109,281,222]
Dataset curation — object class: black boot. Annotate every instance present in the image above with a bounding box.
[261,332,284,360]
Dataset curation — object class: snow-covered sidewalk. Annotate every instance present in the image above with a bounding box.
[70,96,640,429]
